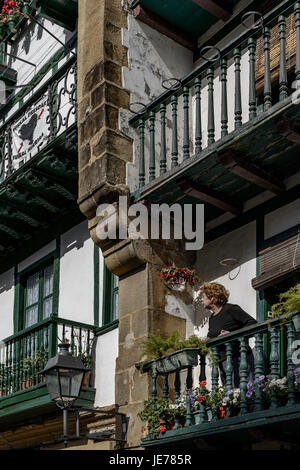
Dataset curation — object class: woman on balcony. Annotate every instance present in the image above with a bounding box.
[200,282,257,388]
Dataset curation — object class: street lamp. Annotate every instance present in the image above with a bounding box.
[41,343,90,447]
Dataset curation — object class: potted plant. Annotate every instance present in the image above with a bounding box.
[21,0,32,18]
[138,331,215,374]
[159,266,200,291]
[138,398,186,439]
[1,1,22,34]
[0,18,7,39]
[270,283,300,331]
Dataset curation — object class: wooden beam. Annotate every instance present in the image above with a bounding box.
[218,150,285,195]
[191,0,232,21]
[132,5,196,51]
[177,178,242,215]
[276,117,300,146]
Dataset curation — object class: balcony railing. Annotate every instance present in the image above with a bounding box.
[0,57,77,184]
[139,313,300,445]
[129,1,300,189]
[0,316,96,399]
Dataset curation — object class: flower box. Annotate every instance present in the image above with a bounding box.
[154,348,199,374]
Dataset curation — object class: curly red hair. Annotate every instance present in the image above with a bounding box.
[200,282,229,306]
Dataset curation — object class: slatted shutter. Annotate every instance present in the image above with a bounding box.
[252,234,300,290]
[255,11,296,95]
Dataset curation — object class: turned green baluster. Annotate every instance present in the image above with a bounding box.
[195,78,202,153]
[163,373,169,400]
[12,340,17,393]
[152,366,158,401]
[207,68,215,145]
[234,49,242,129]
[79,328,83,359]
[138,119,145,187]
[270,326,280,408]
[71,326,75,356]
[183,86,190,160]
[248,38,257,120]
[254,333,264,412]
[221,58,228,137]
[286,321,296,406]
[225,342,233,418]
[185,366,193,426]
[174,371,181,429]
[263,26,272,110]
[199,355,208,423]
[149,111,156,180]
[279,16,288,101]
[211,346,220,421]
[295,3,300,87]
[171,95,178,168]
[160,103,167,174]
[239,337,248,415]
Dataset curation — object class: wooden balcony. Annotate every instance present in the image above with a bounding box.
[129,1,300,240]
[138,313,300,449]
[0,316,96,429]
[0,57,83,275]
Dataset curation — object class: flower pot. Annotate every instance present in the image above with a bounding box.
[154,348,199,374]
[292,313,300,332]
[169,281,186,292]
[22,2,33,18]
[0,23,7,40]
[7,16,18,34]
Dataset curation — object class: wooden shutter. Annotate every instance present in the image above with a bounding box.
[252,234,300,290]
[255,11,296,95]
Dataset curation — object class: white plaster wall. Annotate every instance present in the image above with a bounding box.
[18,240,56,272]
[0,268,14,339]
[194,221,257,338]
[98,250,105,328]
[121,14,194,191]
[94,328,118,407]
[264,199,300,240]
[59,220,94,324]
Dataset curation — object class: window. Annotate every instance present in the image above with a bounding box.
[21,262,55,330]
[102,265,119,326]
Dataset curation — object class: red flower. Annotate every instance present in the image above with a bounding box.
[199,380,207,387]
[158,425,166,433]
[141,426,146,433]
[196,394,205,403]
[219,406,226,419]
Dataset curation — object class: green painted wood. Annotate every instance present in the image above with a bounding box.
[149,111,156,181]
[171,95,178,168]
[160,103,167,175]
[234,49,242,129]
[239,337,248,415]
[151,368,158,401]
[199,355,206,384]
[225,342,233,418]
[185,366,193,426]
[195,78,202,153]
[174,371,181,430]
[95,319,119,337]
[248,38,257,120]
[278,15,288,101]
[220,58,228,138]
[263,27,272,110]
[295,3,300,85]
[207,68,215,145]
[211,346,219,422]
[138,119,145,187]
[183,86,190,160]
[163,374,169,400]
[254,333,264,412]
[286,322,296,406]
[270,326,280,409]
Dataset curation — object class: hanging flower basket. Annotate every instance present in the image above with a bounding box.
[0,21,7,39]
[154,348,199,374]
[0,1,23,36]
[159,266,200,291]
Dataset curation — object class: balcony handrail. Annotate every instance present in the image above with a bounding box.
[1,315,97,345]
[207,311,300,348]
[129,0,296,127]
[0,53,77,134]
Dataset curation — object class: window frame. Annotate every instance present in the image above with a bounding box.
[14,249,60,333]
[102,264,119,327]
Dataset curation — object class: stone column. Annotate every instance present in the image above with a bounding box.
[77,0,195,448]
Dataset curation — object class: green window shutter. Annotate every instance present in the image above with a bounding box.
[102,264,119,326]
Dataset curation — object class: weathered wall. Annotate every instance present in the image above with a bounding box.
[94,328,119,407]
[264,198,300,239]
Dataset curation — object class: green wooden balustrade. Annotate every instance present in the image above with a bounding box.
[0,316,96,399]
[138,312,300,442]
[129,1,299,189]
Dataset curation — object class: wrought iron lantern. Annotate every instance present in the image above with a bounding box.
[42,343,89,409]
